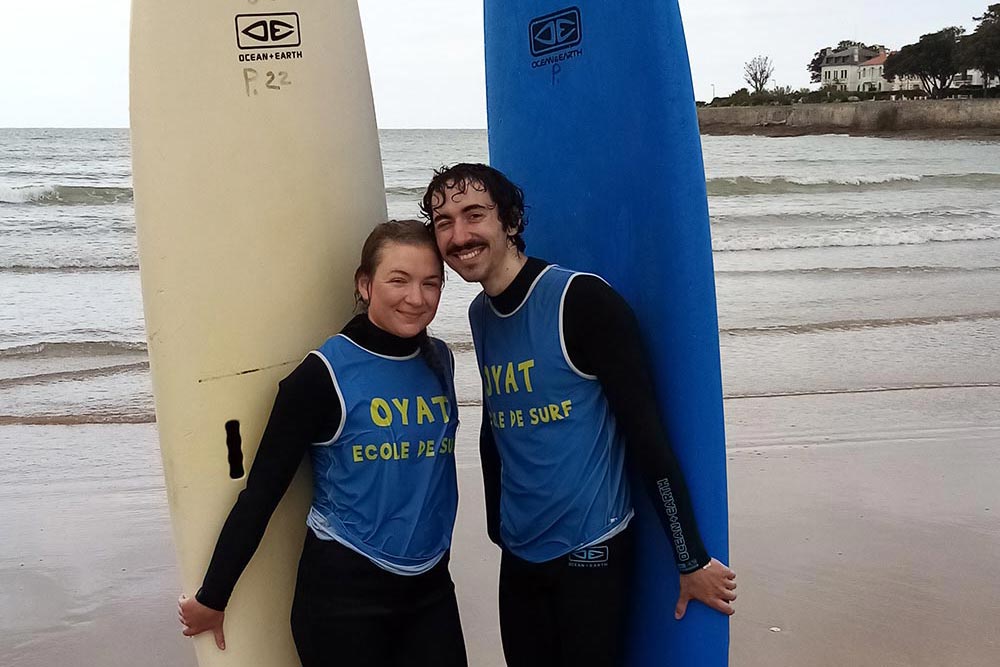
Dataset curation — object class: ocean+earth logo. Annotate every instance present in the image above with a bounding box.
[235,13,301,50]
[529,7,582,57]
[569,545,609,565]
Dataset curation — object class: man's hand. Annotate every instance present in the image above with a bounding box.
[674,558,737,620]
[178,594,226,650]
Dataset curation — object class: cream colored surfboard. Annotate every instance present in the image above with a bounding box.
[130,2,386,665]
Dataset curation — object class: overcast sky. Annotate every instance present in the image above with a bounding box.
[1,1,991,128]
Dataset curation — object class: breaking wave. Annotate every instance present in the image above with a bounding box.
[0,185,134,205]
[706,173,1000,196]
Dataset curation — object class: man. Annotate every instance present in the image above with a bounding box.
[421,164,736,666]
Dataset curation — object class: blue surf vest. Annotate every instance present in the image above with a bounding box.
[469,265,632,562]
[306,334,459,574]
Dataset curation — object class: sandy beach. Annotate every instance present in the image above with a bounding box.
[3,384,998,667]
[725,388,1000,666]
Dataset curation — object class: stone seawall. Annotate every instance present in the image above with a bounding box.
[698,99,1000,135]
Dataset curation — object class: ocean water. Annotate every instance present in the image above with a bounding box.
[1,128,999,428]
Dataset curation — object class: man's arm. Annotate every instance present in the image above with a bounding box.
[564,275,736,617]
[480,407,504,548]
[562,275,709,572]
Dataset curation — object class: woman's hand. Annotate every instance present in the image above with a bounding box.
[178,594,226,650]
[674,558,737,619]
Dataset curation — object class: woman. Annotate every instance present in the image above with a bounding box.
[178,219,467,666]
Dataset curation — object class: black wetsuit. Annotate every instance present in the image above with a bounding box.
[196,315,467,667]
[481,257,709,667]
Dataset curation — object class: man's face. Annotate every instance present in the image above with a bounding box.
[430,180,513,286]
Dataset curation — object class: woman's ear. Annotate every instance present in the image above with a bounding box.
[357,275,371,305]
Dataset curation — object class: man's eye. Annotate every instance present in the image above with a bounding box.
[434,219,452,230]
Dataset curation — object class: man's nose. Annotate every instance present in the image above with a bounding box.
[451,219,473,247]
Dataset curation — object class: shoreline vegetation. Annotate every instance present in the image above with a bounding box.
[698,99,1000,138]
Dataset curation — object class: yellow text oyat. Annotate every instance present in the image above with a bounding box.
[369,395,450,427]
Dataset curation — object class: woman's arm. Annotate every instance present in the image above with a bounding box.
[194,353,338,610]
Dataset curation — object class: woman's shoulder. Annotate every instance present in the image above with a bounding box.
[426,335,453,357]
[282,351,336,396]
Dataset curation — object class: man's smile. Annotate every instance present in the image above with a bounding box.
[452,245,486,261]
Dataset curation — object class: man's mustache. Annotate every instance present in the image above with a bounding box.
[446,241,486,255]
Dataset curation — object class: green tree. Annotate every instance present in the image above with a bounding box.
[885,27,965,98]
[958,4,1000,93]
[808,50,827,83]
[972,3,1000,24]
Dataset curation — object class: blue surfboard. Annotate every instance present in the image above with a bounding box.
[484,2,729,664]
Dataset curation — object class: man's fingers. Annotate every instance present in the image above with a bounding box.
[712,599,736,616]
[708,559,735,577]
[679,559,739,618]
[213,626,227,651]
[674,594,690,620]
[182,625,198,637]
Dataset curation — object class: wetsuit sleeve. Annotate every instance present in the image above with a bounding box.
[195,353,339,611]
[563,275,710,573]
[480,407,504,548]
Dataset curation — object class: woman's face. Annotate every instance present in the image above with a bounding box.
[357,241,443,338]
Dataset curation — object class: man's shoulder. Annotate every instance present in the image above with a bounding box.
[562,271,632,320]
[563,271,619,298]
[467,289,487,314]
[536,262,608,289]
[535,259,612,291]
[521,261,625,314]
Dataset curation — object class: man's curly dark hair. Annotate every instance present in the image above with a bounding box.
[419,163,527,253]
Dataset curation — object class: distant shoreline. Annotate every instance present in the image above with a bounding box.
[698,99,1000,140]
[700,125,1000,140]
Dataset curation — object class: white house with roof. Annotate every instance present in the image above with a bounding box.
[858,52,923,92]
[822,47,996,95]
[819,44,882,91]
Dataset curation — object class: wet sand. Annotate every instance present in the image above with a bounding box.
[2,387,998,666]
[725,388,1000,666]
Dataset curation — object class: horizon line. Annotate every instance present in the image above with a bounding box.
[0,126,490,131]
